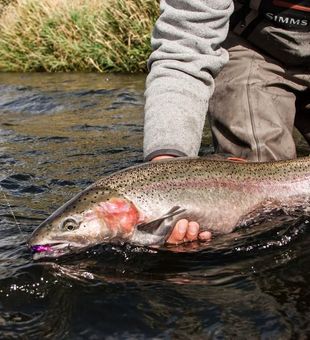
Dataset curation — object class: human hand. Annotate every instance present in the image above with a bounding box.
[166,219,211,244]
[151,155,212,244]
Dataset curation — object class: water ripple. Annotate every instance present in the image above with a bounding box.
[0,73,309,338]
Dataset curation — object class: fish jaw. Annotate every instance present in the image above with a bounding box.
[29,225,100,260]
[30,242,80,260]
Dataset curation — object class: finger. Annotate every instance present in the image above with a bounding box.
[185,221,199,241]
[151,155,176,161]
[167,219,188,244]
[198,230,212,241]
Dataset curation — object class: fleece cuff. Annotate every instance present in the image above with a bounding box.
[144,149,187,162]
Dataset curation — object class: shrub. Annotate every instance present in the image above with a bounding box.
[0,0,159,72]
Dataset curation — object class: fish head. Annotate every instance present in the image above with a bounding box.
[28,187,142,259]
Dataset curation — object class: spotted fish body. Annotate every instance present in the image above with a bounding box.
[29,157,310,259]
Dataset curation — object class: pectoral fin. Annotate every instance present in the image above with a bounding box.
[137,206,186,234]
[132,206,186,246]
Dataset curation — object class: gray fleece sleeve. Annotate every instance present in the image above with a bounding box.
[143,0,233,161]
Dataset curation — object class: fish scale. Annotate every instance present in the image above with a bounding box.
[28,156,310,259]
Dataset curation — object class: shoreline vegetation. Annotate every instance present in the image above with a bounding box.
[0,0,159,72]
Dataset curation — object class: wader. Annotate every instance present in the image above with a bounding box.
[209,0,310,161]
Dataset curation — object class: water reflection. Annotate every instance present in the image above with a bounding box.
[0,265,73,338]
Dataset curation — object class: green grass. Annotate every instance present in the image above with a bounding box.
[0,0,159,72]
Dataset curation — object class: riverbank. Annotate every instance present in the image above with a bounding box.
[0,0,159,72]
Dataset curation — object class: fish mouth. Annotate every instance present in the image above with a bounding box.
[30,242,77,260]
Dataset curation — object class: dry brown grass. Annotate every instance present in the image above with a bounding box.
[0,0,159,72]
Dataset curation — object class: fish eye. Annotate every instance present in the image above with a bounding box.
[61,218,80,231]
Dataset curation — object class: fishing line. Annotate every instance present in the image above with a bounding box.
[0,186,26,240]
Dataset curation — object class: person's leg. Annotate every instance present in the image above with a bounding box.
[208,33,307,161]
[295,89,310,146]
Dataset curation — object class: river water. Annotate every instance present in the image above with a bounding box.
[0,73,309,339]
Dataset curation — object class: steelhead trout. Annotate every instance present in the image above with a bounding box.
[29,157,310,259]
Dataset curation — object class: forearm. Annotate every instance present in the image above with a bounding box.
[144,0,233,161]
